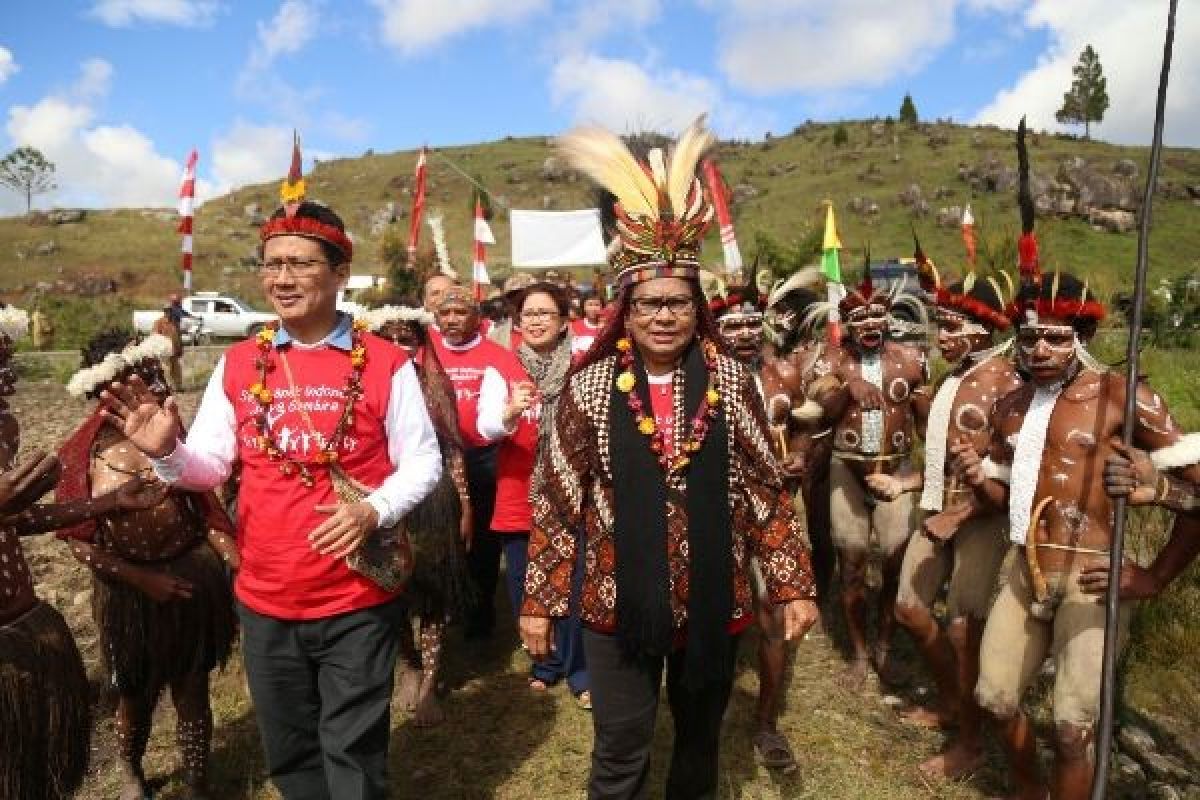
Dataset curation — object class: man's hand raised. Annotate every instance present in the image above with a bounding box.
[99,374,182,459]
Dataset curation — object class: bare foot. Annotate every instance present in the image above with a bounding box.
[118,778,150,800]
[837,658,870,691]
[872,648,911,688]
[529,678,550,692]
[899,704,957,730]
[920,741,985,780]
[413,685,446,728]
[398,667,422,713]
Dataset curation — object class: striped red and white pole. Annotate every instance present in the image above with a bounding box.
[701,158,744,281]
[177,149,198,290]
[472,197,494,301]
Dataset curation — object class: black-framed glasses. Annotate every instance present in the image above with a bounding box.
[258,257,329,276]
[630,295,695,318]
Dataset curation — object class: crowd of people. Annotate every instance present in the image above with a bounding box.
[1,116,1199,800]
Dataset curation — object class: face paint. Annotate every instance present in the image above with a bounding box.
[935,310,989,363]
[717,311,764,361]
[847,303,888,351]
[1017,324,1078,386]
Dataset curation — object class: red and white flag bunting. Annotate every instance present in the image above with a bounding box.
[472,198,494,300]
[177,149,198,290]
[961,204,977,264]
[407,147,428,261]
[701,158,743,281]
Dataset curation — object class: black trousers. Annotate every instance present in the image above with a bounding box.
[238,599,404,800]
[464,445,500,638]
[583,629,738,800]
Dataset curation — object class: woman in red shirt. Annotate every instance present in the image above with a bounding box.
[478,283,589,707]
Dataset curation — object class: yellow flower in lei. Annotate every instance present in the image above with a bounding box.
[616,371,637,393]
[256,327,276,347]
[350,346,367,369]
[705,388,719,406]
[638,417,657,436]
[616,337,632,353]
[352,318,368,333]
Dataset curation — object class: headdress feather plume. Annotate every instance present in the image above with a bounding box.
[666,115,715,214]
[556,126,659,217]
[1016,116,1040,286]
[426,213,456,279]
[280,130,306,217]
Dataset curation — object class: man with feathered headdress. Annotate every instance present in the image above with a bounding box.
[888,236,1023,780]
[937,119,1200,800]
[805,252,932,690]
[517,116,817,799]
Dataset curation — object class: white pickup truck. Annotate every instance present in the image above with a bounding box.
[133,293,277,340]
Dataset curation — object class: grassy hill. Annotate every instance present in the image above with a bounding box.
[2,119,1200,330]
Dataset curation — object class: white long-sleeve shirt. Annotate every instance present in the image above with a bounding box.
[152,330,442,529]
[476,366,517,442]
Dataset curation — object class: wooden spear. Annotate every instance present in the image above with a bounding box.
[1091,1,1178,796]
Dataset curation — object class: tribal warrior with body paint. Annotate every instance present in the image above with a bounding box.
[807,262,931,688]
[892,251,1023,781]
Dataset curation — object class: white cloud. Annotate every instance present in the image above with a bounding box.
[715,0,959,94]
[3,59,196,211]
[210,121,295,194]
[88,0,219,27]
[973,1,1200,145]
[370,0,549,55]
[251,0,318,69]
[550,53,719,134]
[0,47,18,86]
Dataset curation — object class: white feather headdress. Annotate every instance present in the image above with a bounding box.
[65,334,173,399]
[0,306,30,343]
[426,213,457,279]
[361,305,435,332]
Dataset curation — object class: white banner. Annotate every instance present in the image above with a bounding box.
[510,209,607,268]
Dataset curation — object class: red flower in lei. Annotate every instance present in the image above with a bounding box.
[250,319,368,488]
[615,336,720,475]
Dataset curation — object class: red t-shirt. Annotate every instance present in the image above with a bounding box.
[570,318,604,356]
[222,333,409,619]
[491,357,540,534]
[432,334,518,450]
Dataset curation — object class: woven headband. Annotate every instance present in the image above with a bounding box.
[260,216,354,261]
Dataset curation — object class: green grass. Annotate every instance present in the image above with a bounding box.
[3,120,1199,348]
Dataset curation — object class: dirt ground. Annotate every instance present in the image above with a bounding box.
[10,381,1197,799]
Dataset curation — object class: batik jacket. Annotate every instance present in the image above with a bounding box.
[520,351,816,629]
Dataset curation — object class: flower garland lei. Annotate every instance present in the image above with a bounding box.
[250,319,369,487]
[615,336,720,474]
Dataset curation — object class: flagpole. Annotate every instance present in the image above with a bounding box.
[1091,1,1177,797]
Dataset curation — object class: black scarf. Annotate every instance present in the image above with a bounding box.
[609,340,734,688]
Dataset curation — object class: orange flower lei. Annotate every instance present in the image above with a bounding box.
[251,319,369,487]
[615,336,720,474]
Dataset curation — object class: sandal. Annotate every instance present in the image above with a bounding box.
[574,690,592,711]
[753,730,797,773]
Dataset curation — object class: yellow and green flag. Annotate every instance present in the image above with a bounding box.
[821,202,845,345]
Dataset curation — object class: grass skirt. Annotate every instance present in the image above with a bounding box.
[93,540,235,695]
[405,463,474,618]
[0,601,91,800]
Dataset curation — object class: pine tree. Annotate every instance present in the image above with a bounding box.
[898,93,918,127]
[832,123,849,148]
[0,146,56,212]
[1056,45,1109,140]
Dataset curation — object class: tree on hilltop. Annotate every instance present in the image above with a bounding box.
[899,93,919,127]
[1056,45,1109,140]
[0,146,56,212]
[832,123,849,148]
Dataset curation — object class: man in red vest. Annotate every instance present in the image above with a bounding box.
[99,199,443,800]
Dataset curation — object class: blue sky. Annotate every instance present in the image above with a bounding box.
[0,0,1195,213]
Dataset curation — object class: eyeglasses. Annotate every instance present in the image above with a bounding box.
[259,257,329,276]
[629,295,695,318]
[519,309,561,322]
